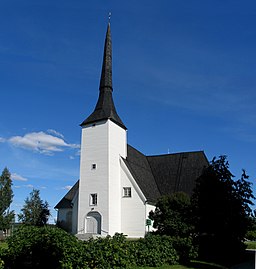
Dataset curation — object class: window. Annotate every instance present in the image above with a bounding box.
[91,164,97,170]
[90,193,98,206]
[123,187,131,198]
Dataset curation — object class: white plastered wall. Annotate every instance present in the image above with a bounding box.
[108,120,127,235]
[120,159,147,238]
[77,119,127,236]
[77,120,109,234]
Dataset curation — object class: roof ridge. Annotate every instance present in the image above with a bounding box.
[147,150,206,158]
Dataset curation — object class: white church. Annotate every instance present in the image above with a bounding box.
[55,23,208,238]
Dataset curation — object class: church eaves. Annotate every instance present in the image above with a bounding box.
[81,23,127,130]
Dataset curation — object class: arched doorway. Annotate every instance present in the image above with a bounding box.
[85,211,101,234]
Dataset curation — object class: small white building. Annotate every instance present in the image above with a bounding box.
[55,23,208,238]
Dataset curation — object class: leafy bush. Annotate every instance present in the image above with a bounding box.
[246,230,256,241]
[1,227,184,268]
[4,225,88,269]
[132,233,178,267]
[0,258,4,269]
[83,233,136,269]
[171,236,198,264]
[82,233,179,268]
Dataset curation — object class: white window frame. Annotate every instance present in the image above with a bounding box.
[90,193,98,206]
[123,187,132,198]
[91,163,97,170]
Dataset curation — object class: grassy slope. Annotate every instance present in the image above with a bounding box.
[245,241,256,249]
[132,261,228,269]
[132,265,188,269]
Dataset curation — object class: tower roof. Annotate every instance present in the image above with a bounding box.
[81,23,127,130]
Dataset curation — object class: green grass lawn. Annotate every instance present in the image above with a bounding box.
[132,265,188,269]
[131,261,228,269]
[245,241,256,249]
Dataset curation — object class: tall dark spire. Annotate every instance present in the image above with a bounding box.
[99,23,112,90]
[81,23,126,130]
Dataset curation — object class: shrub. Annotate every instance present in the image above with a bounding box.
[83,233,135,269]
[82,233,178,268]
[2,228,186,268]
[0,258,4,269]
[246,230,256,241]
[171,236,198,264]
[4,225,88,269]
[132,233,178,267]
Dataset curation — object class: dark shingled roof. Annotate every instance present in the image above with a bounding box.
[56,146,208,209]
[124,145,208,204]
[123,145,161,204]
[81,23,126,130]
[55,180,79,209]
[148,151,208,197]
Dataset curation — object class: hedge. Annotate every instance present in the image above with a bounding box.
[0,226,194,268]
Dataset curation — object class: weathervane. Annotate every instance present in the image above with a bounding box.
[108,12,111,23]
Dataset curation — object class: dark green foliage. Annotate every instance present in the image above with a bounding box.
[3,225,87,269]
[171,236,198,264]
[83,233,136,269]
[0,168,15,232]
[148,192,196,264]
[83,233,178,268]
[18,189,50,226]
[245,211,256,241]
[149,192,193,237]
[132,234,178,267]
[191,156,255,265]
[0,227,181,268]
[0,258,4,269]
[246,230,256,241]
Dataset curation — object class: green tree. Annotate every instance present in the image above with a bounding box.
[0,167,15,232]
[149,192,197,263]
[149,192,193,237]
[18,189,50,226]
[245,211,256,240]
[191,156,255,264]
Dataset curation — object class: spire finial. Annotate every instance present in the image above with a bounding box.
[108,12,111,23]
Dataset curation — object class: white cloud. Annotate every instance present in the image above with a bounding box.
[24,184,34,189]
[0,137,6,143]
[47,129,64,139]
[63,185,72,191]
[11,173,28,181]
[8,131,80,155]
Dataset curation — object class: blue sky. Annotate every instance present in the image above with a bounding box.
[0,1,256,223]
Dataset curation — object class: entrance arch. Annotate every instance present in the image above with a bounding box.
[85,211,102,234]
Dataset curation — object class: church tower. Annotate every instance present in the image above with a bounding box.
[77,23,127,236]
